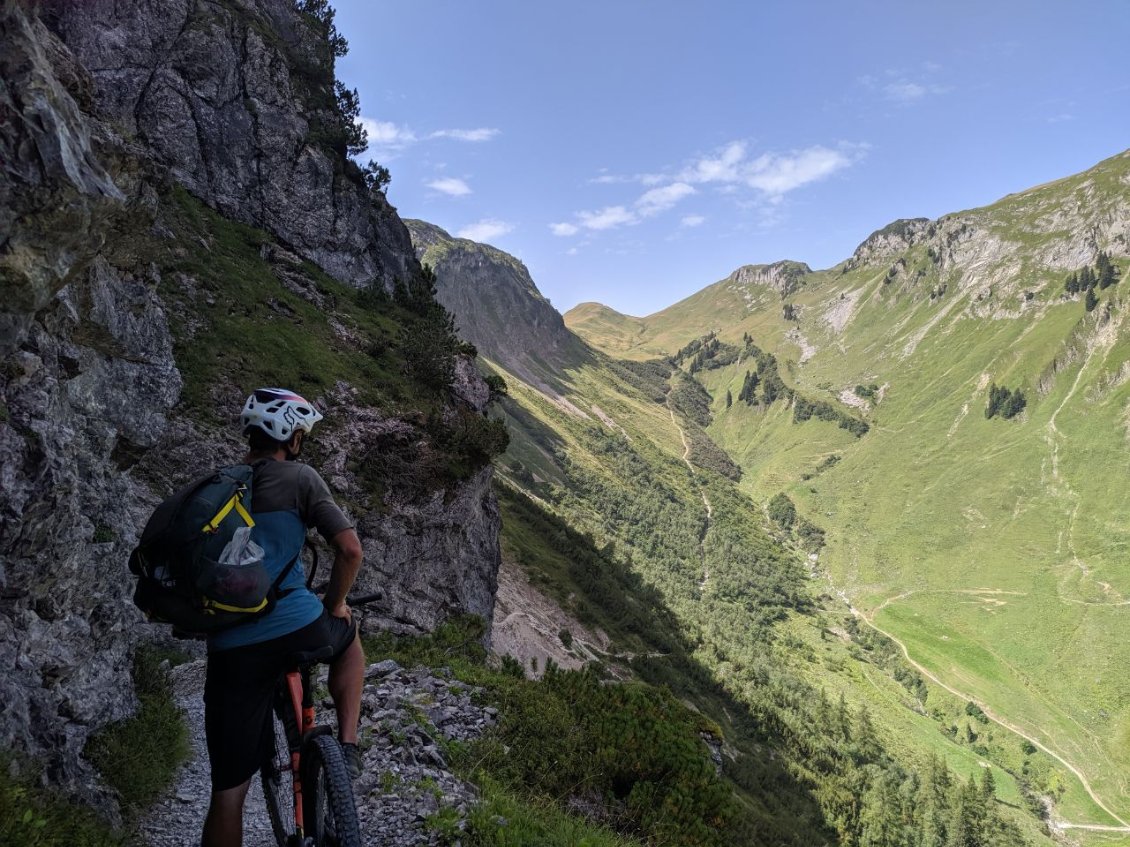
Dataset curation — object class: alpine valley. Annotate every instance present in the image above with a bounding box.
[412,148,1130,847]
[4,0,1130,844]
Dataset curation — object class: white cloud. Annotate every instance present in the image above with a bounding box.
[429,128,500,142]
[884,81,927,102]
[427,177,472,197]
[677,141,860,197]
[457,219,513,242]
[636,182,695,216]
[860,68,951,105]
[360,117,417,150]
[553,140,861,240]
[680,141,747,183]
[578,205,637,231]
[359,118,499,158]
[744,147,853,195]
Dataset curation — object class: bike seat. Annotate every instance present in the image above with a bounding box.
[288,646,334,667]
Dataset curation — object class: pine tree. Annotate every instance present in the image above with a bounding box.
[979,768,996,806]
[1098,251,1117,289]
[725,389,733,409]
[1086,288,1099,312]
[1065,271,1079,294]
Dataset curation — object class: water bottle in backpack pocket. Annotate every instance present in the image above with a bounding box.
[129,463,296,635]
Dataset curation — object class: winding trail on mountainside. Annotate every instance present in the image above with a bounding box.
[1045,302,1128,597]
[667,405,713,591]
[829,582,1130,832]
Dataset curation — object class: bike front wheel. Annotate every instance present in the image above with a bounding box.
[301,733,361,847]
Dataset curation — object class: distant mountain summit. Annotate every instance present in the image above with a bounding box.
[405,220,588,384]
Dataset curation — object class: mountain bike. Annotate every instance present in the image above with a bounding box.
[259,542,379,846]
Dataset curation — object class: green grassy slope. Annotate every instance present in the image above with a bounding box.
[485,339,1060,845]
[566,148,1130,829]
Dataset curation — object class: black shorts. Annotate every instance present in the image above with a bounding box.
[204,611,356,791]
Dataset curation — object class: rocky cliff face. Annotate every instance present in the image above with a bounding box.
[406,220,590,385]
[727,260,812,298]
[0,0,499,811]
[47,0,415,289]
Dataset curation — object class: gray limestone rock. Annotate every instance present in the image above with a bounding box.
[0,1,501,825]
[52,0,416,292]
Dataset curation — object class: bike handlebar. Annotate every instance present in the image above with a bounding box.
[345,592,383,606]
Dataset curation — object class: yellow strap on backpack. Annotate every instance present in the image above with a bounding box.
[203,596,270,614]
[202,493,256,533]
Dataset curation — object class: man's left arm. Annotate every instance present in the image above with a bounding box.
[323,527,363,620]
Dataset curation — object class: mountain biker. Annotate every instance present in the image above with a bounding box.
[202,388,365,847]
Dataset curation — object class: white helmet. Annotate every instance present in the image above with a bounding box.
[241,388,323,441]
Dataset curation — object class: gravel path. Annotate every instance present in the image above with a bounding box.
[141,659,495,846]
[141,661,277,846]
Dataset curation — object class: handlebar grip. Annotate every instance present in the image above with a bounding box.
[346,592,383,606]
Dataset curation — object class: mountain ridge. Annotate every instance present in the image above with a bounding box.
[421,144,1130,841]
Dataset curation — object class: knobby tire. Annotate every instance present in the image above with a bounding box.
[301,733,361,847]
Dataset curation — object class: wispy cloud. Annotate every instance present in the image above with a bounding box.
[578,205,637,231]
[360,118,417,157]
[552,182,697,235]
[636,182,695,216]
[429,128,500,142]
[360,118,500,158]
[680,141,864,197]
[884,81,928,102]
[458,219,513,242]
[552,140,862,237]
[679,141,747,183]
[745,147,856,194]
[427,177,472,197]
[859,66,951,105]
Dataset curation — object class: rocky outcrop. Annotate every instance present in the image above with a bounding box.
[845,218,932,270]
[48,0,415,290]
[0,4,130,354]
[726,260,812,298]
[0,0,500,814]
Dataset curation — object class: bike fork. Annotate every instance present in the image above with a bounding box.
[285,672,308,837]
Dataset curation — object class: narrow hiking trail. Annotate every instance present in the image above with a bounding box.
[667,405,714,592]
[1045,303,1129,604]
[828,581,1130,832]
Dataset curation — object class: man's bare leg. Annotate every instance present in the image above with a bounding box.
[328,633,364,744]
[201,779,251,847]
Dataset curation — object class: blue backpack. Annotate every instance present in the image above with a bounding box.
[128,463,298,635]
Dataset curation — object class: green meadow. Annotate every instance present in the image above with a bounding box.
[562,150,1130,827]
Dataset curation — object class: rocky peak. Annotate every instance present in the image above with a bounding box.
[727,260,813,297]
[406,219,590,385]
[846,218,933,269]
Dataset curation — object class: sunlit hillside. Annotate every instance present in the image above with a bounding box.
[564,149,1130,834]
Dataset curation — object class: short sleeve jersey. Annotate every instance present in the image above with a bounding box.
[208,460,353,652]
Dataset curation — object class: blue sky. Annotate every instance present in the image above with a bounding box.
[333,1,1129,317]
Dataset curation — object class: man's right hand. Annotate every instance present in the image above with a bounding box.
[325,600,352,624]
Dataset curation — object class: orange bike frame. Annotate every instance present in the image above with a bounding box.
[284,669,311,834]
